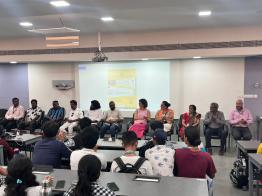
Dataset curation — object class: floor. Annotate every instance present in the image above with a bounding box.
[211,147,249,196]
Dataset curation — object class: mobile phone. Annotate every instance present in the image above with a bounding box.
[107,182,119,191]
[55,180,65,189]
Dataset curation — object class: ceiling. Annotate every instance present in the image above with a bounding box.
[0,0,262,38]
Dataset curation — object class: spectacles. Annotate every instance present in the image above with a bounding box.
[71,113,74,117]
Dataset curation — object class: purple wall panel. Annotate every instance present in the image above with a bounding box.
[244,57,262,117]
[0,64,29,109]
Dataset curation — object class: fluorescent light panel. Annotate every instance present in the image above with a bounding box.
[141,58,149,61]
[101,17,114,22]
[198,10,212,16]
[19,22,33,27]
[10,61,17,64]
[193,56,202,59]
[50,1,70,7]
[46,36,79,41]
[46,42,79,47]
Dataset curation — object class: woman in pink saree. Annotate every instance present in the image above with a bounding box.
[129,99,151,138]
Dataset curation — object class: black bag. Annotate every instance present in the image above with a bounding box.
[230,157,248,188]
[114,157,146,174]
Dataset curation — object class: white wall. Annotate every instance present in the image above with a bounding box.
[27,58,245,119]
[28,63,76,114]
[170,58,245,118]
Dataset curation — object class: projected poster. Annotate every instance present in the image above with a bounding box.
[108,68,137,109]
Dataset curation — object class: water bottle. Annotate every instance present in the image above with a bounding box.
[39,179,52,196]
[13,148,20,157]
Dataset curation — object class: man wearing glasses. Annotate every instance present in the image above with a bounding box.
[59,100,83,135]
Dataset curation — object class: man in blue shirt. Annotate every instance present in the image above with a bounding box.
[32,121,71,168]
[44,101,65,125]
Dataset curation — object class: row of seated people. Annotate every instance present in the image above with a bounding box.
[0,97,173,138]
[0,97,254,155]
[0,121,216,196]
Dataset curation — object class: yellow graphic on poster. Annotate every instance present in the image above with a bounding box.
[108,69,137,109]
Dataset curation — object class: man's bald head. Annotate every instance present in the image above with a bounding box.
[236,99,243,111]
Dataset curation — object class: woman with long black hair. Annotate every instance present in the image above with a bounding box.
[0,155,40,196]
[64,154,115,196]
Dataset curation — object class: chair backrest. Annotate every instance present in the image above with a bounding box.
[0,109,7,119]
[178,114,183,130]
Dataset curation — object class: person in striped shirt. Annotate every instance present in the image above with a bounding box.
[44,101,65,125]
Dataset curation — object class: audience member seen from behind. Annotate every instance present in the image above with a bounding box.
[0,98,24,132]
[174,126,216,179]
[0,126,14,161]
[59,117,92,150]
[32,121,71,168]
[204,103,227,155]
[139,121,164,157]
[44,100,65,125]
[59,100,83,135]
[18,99,43,133]
[128,99,151,139]
[100,101,123,139]
[85,100,103,125]
[229,99,253,141]
[0,155,52,196]
[70,126,106,170]
[179,105,201,139]
[155,101,174,132]
[111,131,153,175]
[64,155,115,196]
[145,129,175,176]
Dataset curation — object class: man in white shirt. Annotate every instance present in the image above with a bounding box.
[18,99,42,133]
[145,129,175,176]
[59,100,83,134]
[70,126,107,170]
[0,97,24,132]
[111,131,153,175]
[100,101,123,139]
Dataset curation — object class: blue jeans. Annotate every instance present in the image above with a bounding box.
[100,123,120,138]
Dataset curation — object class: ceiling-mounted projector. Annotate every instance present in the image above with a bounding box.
[92,50,108,62]
[92,32,108,62]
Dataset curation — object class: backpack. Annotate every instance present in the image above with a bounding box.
[114,157,146,174]
[229,157,248,188]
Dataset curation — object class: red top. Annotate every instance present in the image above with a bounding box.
[175,148,216,179]
[0,139,14,160]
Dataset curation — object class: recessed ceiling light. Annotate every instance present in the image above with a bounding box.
[101,17,114,22]
[141,58,149,61]
[19,22,33,27]
[50,1,70,7]
[198,11,212,17]
[193,56,201,59]
[10,61,17,64]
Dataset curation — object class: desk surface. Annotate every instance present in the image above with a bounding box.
[6,134,42,145]
[236,140,260,153]
[97,139,189,150]
[97,139,146,150]
[248,153,262,170]
[36,169,208,196]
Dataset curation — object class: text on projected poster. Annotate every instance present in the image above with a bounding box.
[108,69,137,109]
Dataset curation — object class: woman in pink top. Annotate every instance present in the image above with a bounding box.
[129,99,151,138]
